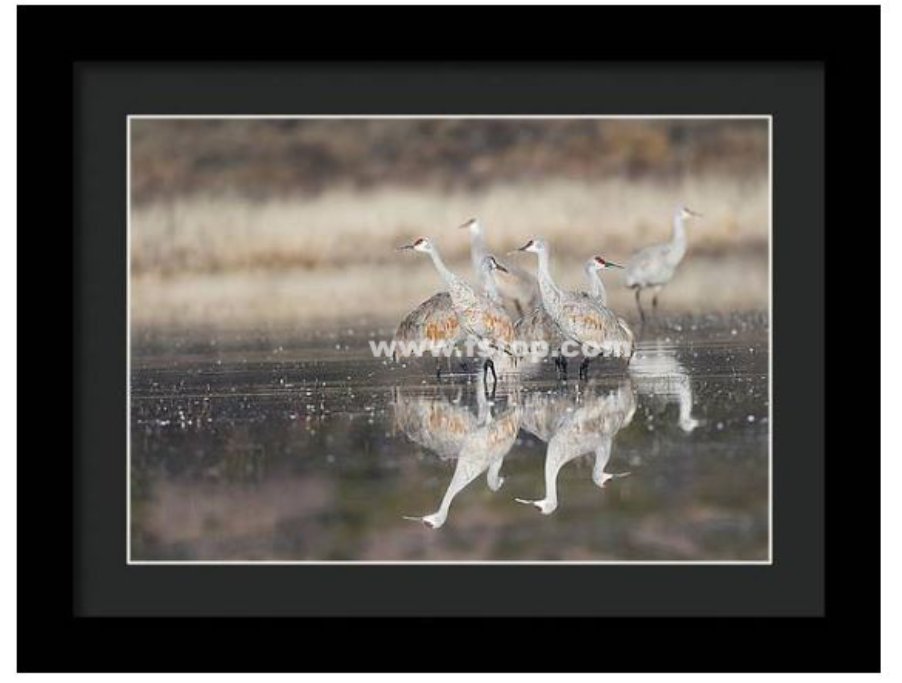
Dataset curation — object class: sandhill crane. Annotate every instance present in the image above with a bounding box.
[516,239,634,380]
[401,379,522,528]
[624,204,701,321]
[628,342,700,432]
[399,237,516,387]
[515,380,635,515]
[514,256,630,372]
[585,255,636,357]
[392,254,508,379]
[460,218,537,317]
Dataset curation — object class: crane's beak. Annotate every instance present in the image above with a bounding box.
[512,241,533,253]
[396,244,415,251]
[493,262,509,274]
[685,207,703,218]
[606,261,624,269]
[458,219,476,230]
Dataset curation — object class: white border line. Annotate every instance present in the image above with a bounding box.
[126,114,773,566]
[127,116,132,563]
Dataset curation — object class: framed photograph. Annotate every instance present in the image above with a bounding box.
[19,3,879,673]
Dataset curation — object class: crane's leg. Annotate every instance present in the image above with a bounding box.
[652,287,661,315]
[634,288,646,323]
[579,356,591,380]
[555,354,568,380]
[435,361,442,381]
[483,358,497,388]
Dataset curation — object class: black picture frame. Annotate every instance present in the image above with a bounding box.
[18,4,879,673]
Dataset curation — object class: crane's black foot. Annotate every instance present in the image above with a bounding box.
[483,358,497,388]
[554,354,568,381]
[435,363,443,381]
[579,357,591,381]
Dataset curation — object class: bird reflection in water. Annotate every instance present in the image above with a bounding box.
[628,342,700,432]
[515,379,636,515]
[391,345,700,526]
[394,377,522,528]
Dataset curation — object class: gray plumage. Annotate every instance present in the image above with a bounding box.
[392,252,511,373]
[392,292,461,362]
[624,204,701,318]
[404,238,515,367]
[517,240,634,360]
[461,218,538,317]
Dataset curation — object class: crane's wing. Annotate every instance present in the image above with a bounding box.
[393,292,462,350]
[514,305,563,348]
[557,299,633,358]
[624,243,674,287]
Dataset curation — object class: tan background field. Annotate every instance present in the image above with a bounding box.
[130,118,769,331]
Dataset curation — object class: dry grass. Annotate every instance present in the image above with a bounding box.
[130,251,767,331]
[131,175,767,277]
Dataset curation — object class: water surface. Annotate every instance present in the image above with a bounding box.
[130,313,769,562]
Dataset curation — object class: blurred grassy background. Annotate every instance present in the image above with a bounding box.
[130,118,769,330]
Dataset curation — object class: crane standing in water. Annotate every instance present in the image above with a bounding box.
[516,239,634,380]
[514,256,632,373]
[392,254,508,379]
[585,255,635,357]
[460,218,537,317]
[398,237,516,388]
[624,204,702,322]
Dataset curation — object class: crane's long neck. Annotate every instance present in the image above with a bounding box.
[670,210,688,260]
[470,229,489,271]
[480,261,503,304]
[536,249,564,311]
[428,248,456,288]
[585,263,607,305]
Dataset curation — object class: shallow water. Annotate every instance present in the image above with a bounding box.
[130,313,769,562]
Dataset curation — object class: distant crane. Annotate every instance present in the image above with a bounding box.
[516,239,634,379]
[624,204,702,321]
[392,254,508,379]
[460,218,537,317]
[399,237,516,387]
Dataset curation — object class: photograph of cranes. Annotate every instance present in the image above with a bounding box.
[129,116,770,563]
